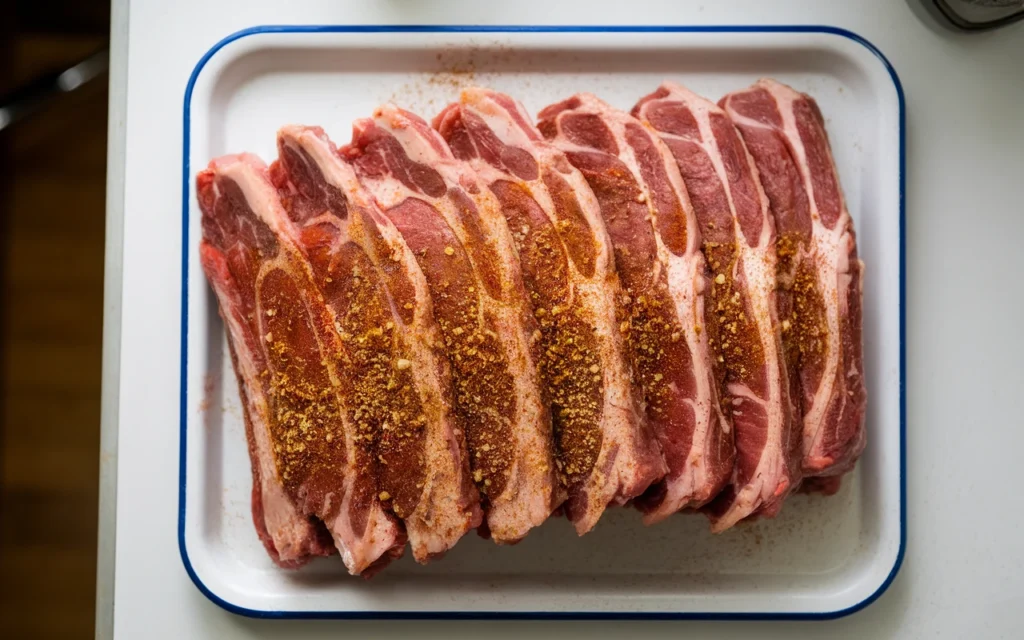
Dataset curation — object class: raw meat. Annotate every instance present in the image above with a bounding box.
[197,154,405,575]
[269,126,483,562]
[196,79,869,576]
[434,88,664,534]
[634,81,800,530]
[343,104,561,543]
[538,94,731,524]
[720,79,867,480]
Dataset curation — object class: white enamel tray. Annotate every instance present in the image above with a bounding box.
[180,25,905,620]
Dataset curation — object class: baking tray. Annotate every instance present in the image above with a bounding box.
[180,25,905,620]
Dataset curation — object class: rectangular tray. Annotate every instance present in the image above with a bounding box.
[180,25,905,620]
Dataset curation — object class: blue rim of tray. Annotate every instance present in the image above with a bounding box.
[180,24,906,621]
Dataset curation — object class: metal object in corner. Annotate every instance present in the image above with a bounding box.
[933,0,1024,30]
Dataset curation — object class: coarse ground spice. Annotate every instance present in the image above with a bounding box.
[494,180,603,488]
[704,240,765,392]
[775,231,826,368]
[258,268,345,494]
[415,242,516,499]
[330,245,426,519]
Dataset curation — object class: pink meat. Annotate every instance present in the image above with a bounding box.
[268,127,483,562]
[720,79,867,480]
[634,81,800,530]
[197,154,405,575]
[434,88,665,534]
[343,105,562,543]
[538,94,732,524]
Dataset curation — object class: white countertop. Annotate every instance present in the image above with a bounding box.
[100,1,1024,637]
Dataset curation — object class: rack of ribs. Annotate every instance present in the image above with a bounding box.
[720,79,867,482]
[538,94,732,524]
[197,154,406,575]
[342,104,562,543]
[434,88,664,534]
[634,81,801,531]
[268,126,482,562]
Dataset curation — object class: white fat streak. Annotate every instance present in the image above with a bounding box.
[215,156,292,240]
[286,129,479,558]
[217,158,404,574]
[761,80,852,459]
[369,108,554,541]
[459,92,648,534]
[655,84,788,527]
[466,92,537,151]
[375,103,454,163]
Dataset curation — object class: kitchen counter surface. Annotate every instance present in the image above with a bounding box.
[99,1,1024,637]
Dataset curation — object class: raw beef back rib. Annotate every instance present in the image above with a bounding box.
[634,81,800,530]
[197,154,405,575]
[434,88,663,534]
[720,79,867,479]
[269,125,482,562]
[538,94,731,524]
[344,104,561,543]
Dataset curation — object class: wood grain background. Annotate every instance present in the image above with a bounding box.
[1,2,110,636]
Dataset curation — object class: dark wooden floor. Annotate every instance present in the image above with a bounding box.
[0,32,109,638]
